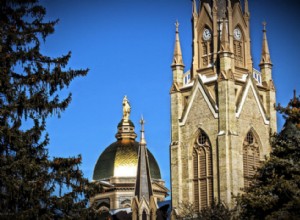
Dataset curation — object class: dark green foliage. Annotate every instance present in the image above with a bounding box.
[237,92,300,220]
[0,0,101,218]
[198,201,231,220]
[177,200,231,220]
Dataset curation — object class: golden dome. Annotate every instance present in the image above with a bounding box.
[93,118,161,180]
[93,139,161,180]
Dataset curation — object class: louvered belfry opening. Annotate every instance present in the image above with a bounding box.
[243,131,260,188]
[193,130,213,211]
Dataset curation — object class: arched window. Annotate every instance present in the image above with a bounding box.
[243,131,260,188]
[142,210,147,220]
[193,130,213,210]
[200,27,213,68]
[95,198,110,212]
[233,26,244,67]
[121,198,131,208]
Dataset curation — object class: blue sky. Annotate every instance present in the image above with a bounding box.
[39,0,300,192]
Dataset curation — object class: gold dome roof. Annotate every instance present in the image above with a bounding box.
[93,97,161,180]
[93,139,161,180]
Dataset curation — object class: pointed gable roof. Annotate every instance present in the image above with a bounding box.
[179,75,218,126]
[236,75,269,125]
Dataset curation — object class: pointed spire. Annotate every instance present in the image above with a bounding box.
[134,117,153,202]
[192,0,198,16]
[244,0,249,15]
[171,21,185,69]
[260,22,272,66]
[220,19,230,52]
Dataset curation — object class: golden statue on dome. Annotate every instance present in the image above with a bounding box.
[122,95,131,122]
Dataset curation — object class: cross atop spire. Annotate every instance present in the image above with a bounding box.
[140,116,146,145]
[262,21,267,31]
[175,20,179,33]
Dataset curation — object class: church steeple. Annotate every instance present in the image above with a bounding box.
[260,22,272,66]
[134,117,153,202]
[171,21,184,69]
[132,118,157,220]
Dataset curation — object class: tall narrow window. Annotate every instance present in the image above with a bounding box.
[193,130,213,211]
[243,131,260,188]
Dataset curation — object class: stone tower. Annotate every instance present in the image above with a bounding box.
[170,0,277,212]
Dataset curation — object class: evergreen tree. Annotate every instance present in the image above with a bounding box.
[177,200,231,220]
[0,0,101,218]
[237,91,300,219]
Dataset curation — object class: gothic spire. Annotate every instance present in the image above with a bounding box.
[260,22,272,66]
[134,117,153,202]
[171,21,185,69]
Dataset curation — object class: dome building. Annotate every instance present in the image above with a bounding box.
[91,96,168,212]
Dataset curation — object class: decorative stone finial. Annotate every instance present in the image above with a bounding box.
[122,95,131,122]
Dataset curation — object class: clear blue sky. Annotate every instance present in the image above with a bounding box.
[39,0,300,192]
